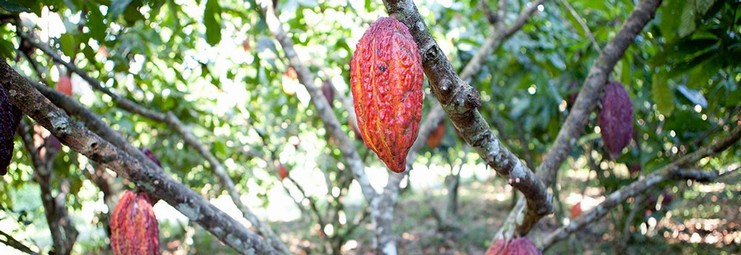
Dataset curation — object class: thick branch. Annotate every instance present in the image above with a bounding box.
[21,32,290,254]
[540,125,740,249]
[0,60,275,254]
[383,0,553,236]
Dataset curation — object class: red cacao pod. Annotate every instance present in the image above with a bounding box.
[486,237,542,255]
[110,190,159,255]
[277,164,289,181]
[0,86,22,175]
[426,121,446,148]
[570,202,582,218]
[350,17,424,173]
[57,75,73,96]
[140,147,161,167]
[598,81,633,159]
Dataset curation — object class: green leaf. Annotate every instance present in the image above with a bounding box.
[652,73,675,117]
[109,0,134,19]
[0,0,32,13]
[204,0,222,46]
[87,5,106,42]
[59,33,77,57]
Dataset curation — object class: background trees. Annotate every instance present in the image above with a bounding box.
[0,0,738,254]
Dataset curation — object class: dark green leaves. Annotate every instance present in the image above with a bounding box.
[109,0,134,19]
[204,0,222,46]
[0,0,31,13]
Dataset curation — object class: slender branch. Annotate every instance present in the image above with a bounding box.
[498,0,664,238]
[19,33,166,122]
[480,0,498,25]
[384,0,553,238]
[0,60,275,254]
[0,230,38,255]
[18,121,78,255]
[558,0,602,53]
[256,0,376,202]
[20,31,290,254]
[284,175,327,232]
[540,125,741,249]
[538,0,662,187]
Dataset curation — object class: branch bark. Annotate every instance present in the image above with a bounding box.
[540,124,740,249]
[0,60,275,254]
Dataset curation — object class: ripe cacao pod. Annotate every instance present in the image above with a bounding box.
[570,202,582,218]
[110,190,159,255]
[598,82,633,159]
[486,237,542,255]
[350,17,424,173]
[0,86,22,175]
[426,121,446,148]
[57,75,73,96]
[278,164,289,181]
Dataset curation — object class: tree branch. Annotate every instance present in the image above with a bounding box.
[0,60,275,254]
[540,124,740,249]
[256,0,376,203]
[557,0,602,53]
[18,121,78,255]
[537,0,662,187]
[0,229,38,255]
[383,0,553,239]
[20,31,290,254]
[498,0,663,238]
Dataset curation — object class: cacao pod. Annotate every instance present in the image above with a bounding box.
[284,66,298,80]
[0,86,22,175]
[350,17,424,173]
[110,190,159,255]
[570,202,582,218]
[486,237,542,255]
[598,81,633,159]
[140,147,161,167]
[57,75,73,96]
[426,121,446,148]
[321,80,335,105]
[278,164,289,181]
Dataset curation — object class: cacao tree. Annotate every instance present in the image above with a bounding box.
[0,0,738,254]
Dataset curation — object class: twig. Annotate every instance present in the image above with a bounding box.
[0,60,275,254]
[558,0,602,53]
[540,125,741,249]
[0,230,38,255]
